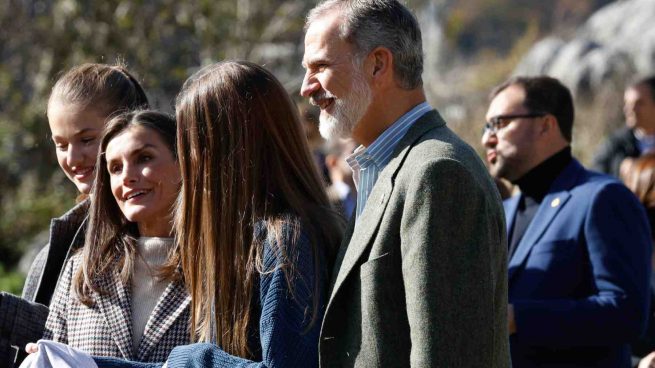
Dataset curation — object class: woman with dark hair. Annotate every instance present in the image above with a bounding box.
[2,63,149,366]
[92,61,343,368]
[42,110,190,362]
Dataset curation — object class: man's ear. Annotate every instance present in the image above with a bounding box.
[540,114,558,135]
[368,47,393,83]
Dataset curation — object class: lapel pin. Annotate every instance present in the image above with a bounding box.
[551,197,560,207]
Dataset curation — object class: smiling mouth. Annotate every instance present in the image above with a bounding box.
[124,189,150,201]
[309,92,335,111]
[318,99,334,110]
[73,167,94,179]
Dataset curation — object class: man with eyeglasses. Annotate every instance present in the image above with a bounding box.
[482,75,652,368]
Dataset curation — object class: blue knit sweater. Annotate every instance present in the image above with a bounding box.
[95,223,326,368]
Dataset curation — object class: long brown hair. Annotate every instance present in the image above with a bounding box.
[175,61,343,357]
[73,110,180,305]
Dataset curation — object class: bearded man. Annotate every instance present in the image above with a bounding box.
[301,0,510,366]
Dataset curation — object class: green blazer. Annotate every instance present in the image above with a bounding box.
[319,110,510,367]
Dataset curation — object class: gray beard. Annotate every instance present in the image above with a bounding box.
[319,74,371,141]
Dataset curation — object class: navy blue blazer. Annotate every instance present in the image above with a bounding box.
[506,159,652,368]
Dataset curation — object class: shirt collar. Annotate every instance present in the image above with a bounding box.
[346,102,432,169]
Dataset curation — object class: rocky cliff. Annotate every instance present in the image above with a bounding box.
[515,0,655,97]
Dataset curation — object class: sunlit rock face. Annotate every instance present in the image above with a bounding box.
[514,0,655,98]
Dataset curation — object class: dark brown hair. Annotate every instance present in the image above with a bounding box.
[491,76,574,142]
[630,76,655,102]
[175,61,343,356]
[73,110,180,305]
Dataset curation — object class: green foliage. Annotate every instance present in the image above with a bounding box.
[0,263,26,295]
[0,0,619,273]
[0,0,317,270]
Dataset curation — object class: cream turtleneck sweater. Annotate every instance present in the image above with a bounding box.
[131,237,173,353]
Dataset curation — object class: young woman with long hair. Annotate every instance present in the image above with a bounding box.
[93,61,343,367]
[28,62,149,302]
[43,110,191,362]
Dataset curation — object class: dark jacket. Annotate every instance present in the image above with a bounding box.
[591,127,639,177]
[0,200,87,368]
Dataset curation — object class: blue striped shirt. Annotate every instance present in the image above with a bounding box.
[346,102,432,220]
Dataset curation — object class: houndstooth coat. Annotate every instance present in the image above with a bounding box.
[43,253,191,362]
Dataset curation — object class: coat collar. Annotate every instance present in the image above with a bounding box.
[135,278,190,361]
[96,267,135,360]
[328,110,445,304]
[507,159,586,281]
[34,199,89,305]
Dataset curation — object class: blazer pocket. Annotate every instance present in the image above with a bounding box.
[531,239,575,255]
[359,252,392,280]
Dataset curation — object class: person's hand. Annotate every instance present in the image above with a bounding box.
[639,351,655,368]
[25,342,39,354]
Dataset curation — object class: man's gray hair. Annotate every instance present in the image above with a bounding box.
[306,0,423,90]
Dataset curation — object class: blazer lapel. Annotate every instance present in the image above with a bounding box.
[328,110,444,303]
[507,159,584,281]
[507,191,571,280]
[135,279,190,361]
[96,269,135,360]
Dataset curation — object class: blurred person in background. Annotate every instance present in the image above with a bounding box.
[41,110,190,361]
[619,154,655,368]
[483,75,652,368]
[298,100,330,183]
[324,138,357,220]
[0,62,148,368]
[593,76,655,177]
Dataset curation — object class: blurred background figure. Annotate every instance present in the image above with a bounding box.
[620,154,655,367]
[297,100,329,184]
[324,139,357,220]
[593,76,655,177]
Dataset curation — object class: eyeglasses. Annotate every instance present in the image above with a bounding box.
[483,112,546,135]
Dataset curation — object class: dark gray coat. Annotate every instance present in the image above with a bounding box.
[319,110,510,367]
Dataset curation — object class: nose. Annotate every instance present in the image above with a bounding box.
[66,143,84,168]
[481,129,498,148]
[121,163,139,185]
[300,70,320,98]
